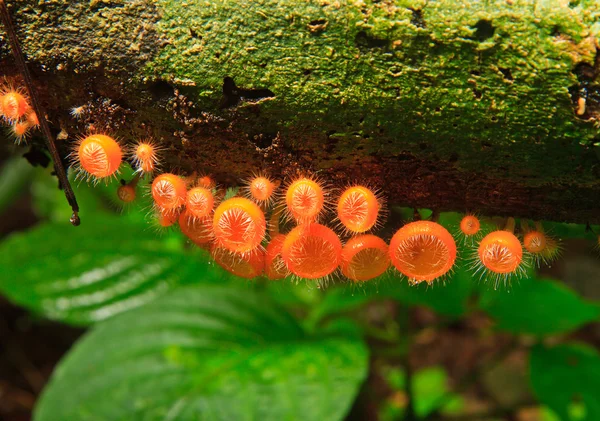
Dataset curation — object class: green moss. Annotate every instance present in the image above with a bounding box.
[148,0,600,182]
[3,0,160,74]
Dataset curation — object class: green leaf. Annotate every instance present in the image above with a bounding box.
[531,344,600,421]
[382,265,475,317]
[35,285,368,421]
[412,366,463,418]
[412,366,449,417]
[540,406,563,421]
[0,216,233,325]
[265,278,323,313]
[309,265,476,326]
[543,220,597,241]
[479,277,599,335]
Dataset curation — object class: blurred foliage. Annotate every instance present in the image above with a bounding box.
[480,278,599,335]
[0,154,34,214]
[412,367,464,418]
[0,160,599,420]
[531,344,600,421]
[379,366,464,420]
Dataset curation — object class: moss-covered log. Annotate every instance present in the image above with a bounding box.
[1,0,600,223]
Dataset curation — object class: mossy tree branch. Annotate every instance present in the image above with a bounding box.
[1,0,600,223]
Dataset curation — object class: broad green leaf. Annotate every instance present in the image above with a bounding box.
[479,277,599,335]
[530,344,600,421]
[0,216,234,325]
[35,285,368,421]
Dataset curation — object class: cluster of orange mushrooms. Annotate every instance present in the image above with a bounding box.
[70,133,564,285]
[0,84,39,142]
[3,84,565,285]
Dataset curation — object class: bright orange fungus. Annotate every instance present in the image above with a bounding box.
[157,208,178,228]
[523,231,547,254]
[285,177,325,222]
[248,175,276,203]
[211,246,265,279]
[151,173,187,212]
[186,187,214,219]
[25,110,39,128]
[213,197,266,253]
[281,223,342,279]
[132,141,159,174]
[179,210,213,246]
[117,185,136,203]
[197,175,215,189]
[478,231,523,274]
[460,215,481,236]
[341,234,389,281]
[389,221,457,283]
[77,134,122,179]
[11,121,30,143]
[337,186,380,233]
[265,234,288,280]
[0,90,29,121]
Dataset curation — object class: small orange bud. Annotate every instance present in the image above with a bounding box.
[131,140,161,174]
[10,121,30,144]
[245,173,277,205]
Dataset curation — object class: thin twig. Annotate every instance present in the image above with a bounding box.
[0,0,80,225]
